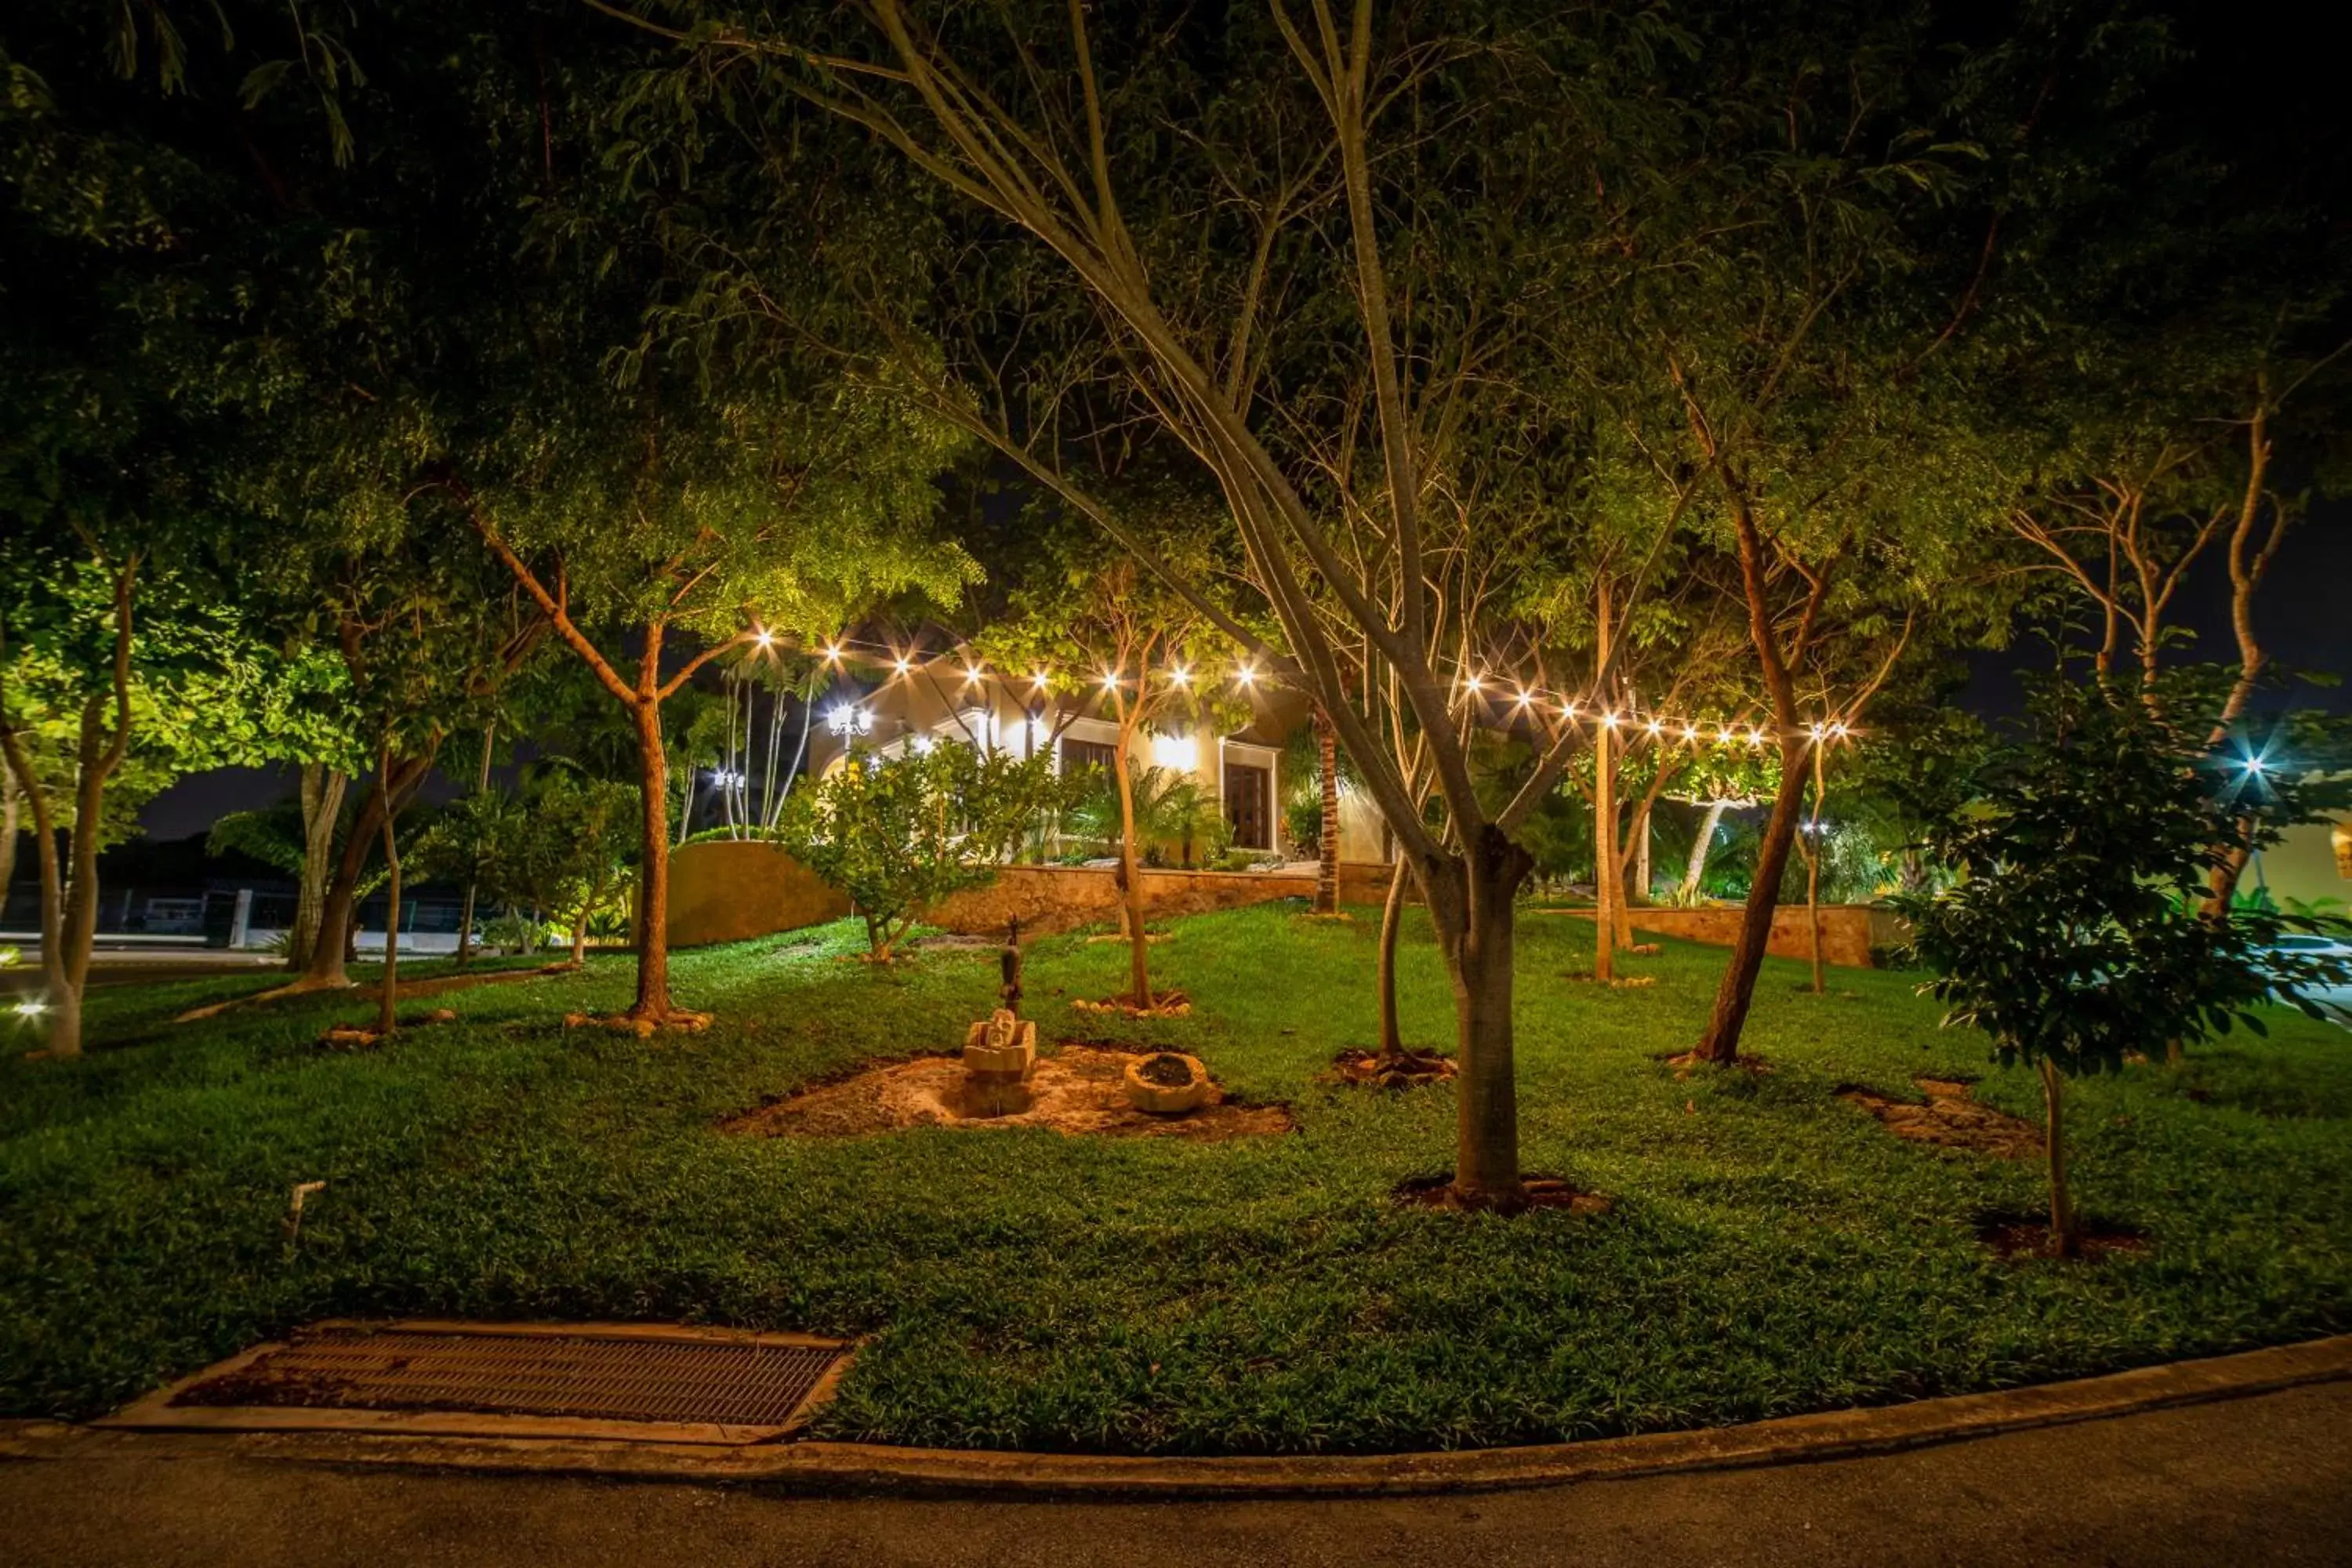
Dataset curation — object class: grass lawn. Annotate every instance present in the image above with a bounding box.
[3,902,2349,1455]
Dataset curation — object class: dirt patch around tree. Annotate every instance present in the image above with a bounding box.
[1328,1048,1458,1090]
[1837,1075,2042,1158]
[1392,1173,1613,1217]
[1976,1211,2151,1262]
[1662,1050,1773,1078]
[722,1044,1292,1141]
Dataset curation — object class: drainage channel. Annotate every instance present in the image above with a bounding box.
[100,1320,855,1445]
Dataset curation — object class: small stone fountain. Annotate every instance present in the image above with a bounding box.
[960,920,1036,1117]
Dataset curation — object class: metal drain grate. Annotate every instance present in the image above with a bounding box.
[106,1320,852,1443]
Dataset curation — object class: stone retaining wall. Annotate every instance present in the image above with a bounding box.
[666,839,1396,948]
[1548,902,1903,968]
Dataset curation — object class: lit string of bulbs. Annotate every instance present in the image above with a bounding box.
[747,627,1864,751]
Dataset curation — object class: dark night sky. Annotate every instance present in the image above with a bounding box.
[117,0,2352,848]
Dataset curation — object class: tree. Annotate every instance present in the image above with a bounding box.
[1896,680,2350,1257]
[617,0,1750,1204]
[984,553,1239,1007]
[779,742,1067,960]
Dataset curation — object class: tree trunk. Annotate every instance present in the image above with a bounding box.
[1377,855,1410,1058]
[1432,826,1532,1207]
[0,766,18,908]
[1805,742,1827,996]
[1682,799,1728,900]
[1,729,67,1058]
[303,778,387,991]
[1592,716,1617,982]
[1110,734,1151,1005]
[1315,709,1340,915]
[375,756,401,1039]
[1632,804,1651,909]
[2040,1055,2076,1259]
[1694,738,1808,1062]
[289,764,347,973]
[631,700,673,1020]
[456,723,494,967]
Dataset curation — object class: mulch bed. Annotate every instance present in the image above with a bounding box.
[721,1044,1291,1142]
[317,1007,458,1049]
[1976,1213,2151,1262]
[563,1009,713,1038]
[1392,1173,1613,1217]
[1837,1076,2042,1158]
[1329,1048,1458,1090]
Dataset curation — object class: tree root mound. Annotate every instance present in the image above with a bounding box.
[1837,1076,2041,1158]
[1329,1048,1457,1090]
[1071,991,1192,1018]
[723,1044,1290,1142]
[563,1008,713,1038]
[316,1008,459,1051]
[1976,1212,2151,1262]
[1392,1173,1613,1217]
[1663,1050,1773,1078]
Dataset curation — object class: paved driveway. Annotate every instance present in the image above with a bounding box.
[7,1381,2352,1567]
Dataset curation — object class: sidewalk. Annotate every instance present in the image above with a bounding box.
[6,1379,2350,1566]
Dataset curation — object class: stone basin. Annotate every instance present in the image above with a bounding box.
[1123,1051,1212,1115]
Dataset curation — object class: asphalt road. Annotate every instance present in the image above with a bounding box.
[6,1381,2351,1567]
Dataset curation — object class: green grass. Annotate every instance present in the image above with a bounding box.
[3,902,2348,1454]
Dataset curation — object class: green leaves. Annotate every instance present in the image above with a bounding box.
[779,742,1073,956]
[1895,678,2351,1080]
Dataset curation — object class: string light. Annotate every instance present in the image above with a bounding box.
[724,628,1864,753]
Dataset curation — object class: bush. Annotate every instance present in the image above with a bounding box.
[780,744,1073,959]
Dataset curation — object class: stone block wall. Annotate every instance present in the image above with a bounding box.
[1548,902,1898,968]
[666,838,1396,948]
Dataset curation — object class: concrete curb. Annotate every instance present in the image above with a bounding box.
[4,1335,2349,1498]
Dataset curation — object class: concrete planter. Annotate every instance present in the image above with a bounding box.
[1123,1052,1211,1115]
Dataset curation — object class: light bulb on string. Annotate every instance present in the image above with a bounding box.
[1169,664,1190,688]
[964,663,984,686]
[1235,662,1256,688]
[1645,717,1664,738]
[1513,686,1534,710]
[1600,710,1620,730]
[1745,727,1766,748]
[1032,670,1050,691]
[1102,668,1121,692]
[1680,723,1699,742]
[893,654,913,677]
